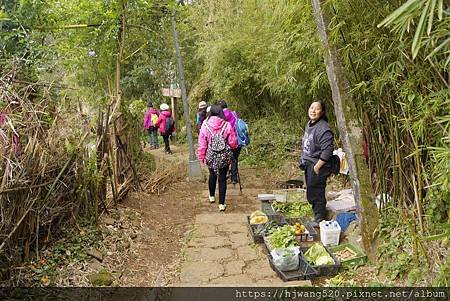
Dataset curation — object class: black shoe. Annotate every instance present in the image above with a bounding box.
[311,216,325,228]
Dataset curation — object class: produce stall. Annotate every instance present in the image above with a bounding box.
[245,186,367,282]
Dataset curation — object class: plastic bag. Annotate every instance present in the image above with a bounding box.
[270,247,300,271]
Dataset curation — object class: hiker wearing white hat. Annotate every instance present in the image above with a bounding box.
[160,103,170,111]
[195,101,208,134]
[155,103,175,154]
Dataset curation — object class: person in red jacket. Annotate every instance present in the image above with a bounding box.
[155,103,175,154]
[197,105,238,211]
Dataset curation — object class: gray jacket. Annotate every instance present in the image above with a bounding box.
[300,118,334,165]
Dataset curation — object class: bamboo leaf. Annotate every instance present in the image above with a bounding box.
[425,37,450,59]
[377,0,420,28]
[427,0,436,35]
[445,54,450,67]
[411,1,430,59]
[426,231,450,241]
[437,0,443,20]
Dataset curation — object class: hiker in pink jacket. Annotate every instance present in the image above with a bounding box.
[155,103,175,154]
[198,105,238,211]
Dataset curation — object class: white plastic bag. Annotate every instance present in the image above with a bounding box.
[270,247,300,271]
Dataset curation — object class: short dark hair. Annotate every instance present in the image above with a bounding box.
[208,104,226,120]
[317,100,326,114]
[217,99,228,109]
[316,100,328,122]
[147,101,153,108]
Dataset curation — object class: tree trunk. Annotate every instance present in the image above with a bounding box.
[310,0,379,260]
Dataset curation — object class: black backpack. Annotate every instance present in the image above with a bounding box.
[204,121,233,173]
[330,154,341,175]
[164,116,175,134]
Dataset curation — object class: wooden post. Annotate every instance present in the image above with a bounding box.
[171,96,177,141]
[310,0,379,260]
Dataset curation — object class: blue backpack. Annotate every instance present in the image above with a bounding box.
[232,111,250,147]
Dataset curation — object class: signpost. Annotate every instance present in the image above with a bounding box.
[161,87,181,130]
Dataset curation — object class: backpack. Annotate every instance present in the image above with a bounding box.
[330,154,341,175]
[232,111,250,147]
[164,116,175,134]
[150,113,158,127]
[204,121,233,172]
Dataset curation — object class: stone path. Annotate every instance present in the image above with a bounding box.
[175,212,311,286]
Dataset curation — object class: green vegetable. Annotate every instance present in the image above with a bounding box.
[268,225,298,249]
[254,220,279,235]
[272,201,313,218]
[303,243,335,266]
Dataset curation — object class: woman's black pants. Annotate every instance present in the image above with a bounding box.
[208,165,229,205]
[305,161,330,221]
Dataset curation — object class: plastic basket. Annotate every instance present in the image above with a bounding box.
[329,243,367,268]
[268,253,318,281]
[246,215,286,243]
[272,188,307,202]
[285,217,318,242]
[263,235,274,252]
[300,245,341,277]
[261,202,276,215]
[320,221,341,246]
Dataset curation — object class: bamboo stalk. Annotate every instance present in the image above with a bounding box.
[411,173,424,234]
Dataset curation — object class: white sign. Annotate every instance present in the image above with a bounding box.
[161,88,181,98]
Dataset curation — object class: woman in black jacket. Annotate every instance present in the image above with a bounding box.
[299,100,334,227]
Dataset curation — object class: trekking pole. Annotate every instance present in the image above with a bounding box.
[237,168,243,195]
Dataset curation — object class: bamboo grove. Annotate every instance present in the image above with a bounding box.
[178,0,449,284]
[0,0,449,286]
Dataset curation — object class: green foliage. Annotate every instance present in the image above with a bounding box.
[433,254,450,286]
[25,218,101,286]
[377,206,415,280]
[378,0,449,62]
[240,114,304,168]
[181,0,330,119]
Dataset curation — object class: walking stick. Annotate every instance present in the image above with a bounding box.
[237,168,243,195]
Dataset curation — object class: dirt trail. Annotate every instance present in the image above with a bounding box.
[118,144,307,286]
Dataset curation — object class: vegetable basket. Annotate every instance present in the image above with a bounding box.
[246,215,286,243]
[271,201,314,219]
[329,242,367,268]
[267,253,318,281]
[272,188,307,202]
[300,245,341,276]
[261,202,276,215]
[285,217,318,242]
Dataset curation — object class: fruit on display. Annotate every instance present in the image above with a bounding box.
[292,222,306,236]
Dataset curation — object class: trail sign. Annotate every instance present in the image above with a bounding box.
[161,88,181,98]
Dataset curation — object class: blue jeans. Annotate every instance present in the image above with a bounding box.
[147,127,159,147]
